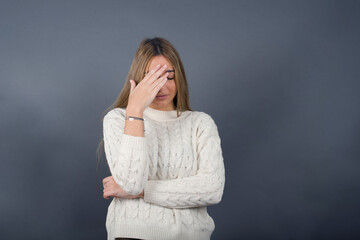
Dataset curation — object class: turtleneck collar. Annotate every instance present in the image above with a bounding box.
[143,106,185,122]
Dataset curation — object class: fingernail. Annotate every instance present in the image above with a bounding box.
[163,64,167,68]
[156,64,160,68]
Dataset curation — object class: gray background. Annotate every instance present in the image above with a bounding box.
[1,0,359,239]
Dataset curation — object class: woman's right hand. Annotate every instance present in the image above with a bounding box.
[127,64,169,112]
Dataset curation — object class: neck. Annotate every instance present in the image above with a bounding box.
[143,106,180,121]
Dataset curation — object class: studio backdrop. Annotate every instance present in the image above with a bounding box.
[1,1,359,239]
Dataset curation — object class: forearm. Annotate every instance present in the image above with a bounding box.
[103,109,149,195]
[139,170,222,206]
[124,106,144,137]
[142,113,226,208]
[143,165,225,208]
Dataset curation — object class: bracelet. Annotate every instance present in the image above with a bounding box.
[125,115,145,121]
[125,115,145,132]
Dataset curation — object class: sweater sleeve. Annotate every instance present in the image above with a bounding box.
[143,113,225,208]
[103,108,149,195]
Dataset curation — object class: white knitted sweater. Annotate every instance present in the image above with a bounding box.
[103,106,225,240]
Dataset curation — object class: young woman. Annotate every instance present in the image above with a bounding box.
[99,37,225,240]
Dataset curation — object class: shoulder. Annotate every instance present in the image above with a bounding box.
[190,110,219,135]
[191,110,217,125]
[102,108,128,133]
[102,108,127,130]
[104,108,126,120]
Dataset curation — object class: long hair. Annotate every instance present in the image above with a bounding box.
[96,37,192,170]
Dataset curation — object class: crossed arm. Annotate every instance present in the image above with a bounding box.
[102,109,225,208]
[103,175,143,199]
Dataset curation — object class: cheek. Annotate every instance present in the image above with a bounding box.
[169,81,177,95]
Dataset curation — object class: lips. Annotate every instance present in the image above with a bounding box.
[156,94,168,100]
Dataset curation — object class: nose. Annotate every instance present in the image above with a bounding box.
[159,81,169,91]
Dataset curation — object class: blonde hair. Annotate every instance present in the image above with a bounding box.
[97,37,192,169]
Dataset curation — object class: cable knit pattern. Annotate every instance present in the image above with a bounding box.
[103,106,225,240]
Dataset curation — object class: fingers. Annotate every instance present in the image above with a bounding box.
[102,176,113,187]
[103,191,109,199]
[103,183,139,199]
[153,64,168,80]
[143,64,168,84]
[102,176,112,185]
[143,64,161,81]
[103,183,115,199]
[152,72,169,91]
[103,176,118,190]
[103,187,115,199]
[103,176,116,199]
[103,184,121,199]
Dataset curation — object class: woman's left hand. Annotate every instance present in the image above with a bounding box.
[102,176,144,199]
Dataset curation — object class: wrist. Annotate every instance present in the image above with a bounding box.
[126,105,144,116]
[138,190,144,199]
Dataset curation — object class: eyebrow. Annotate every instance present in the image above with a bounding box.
[145,70,175,73]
